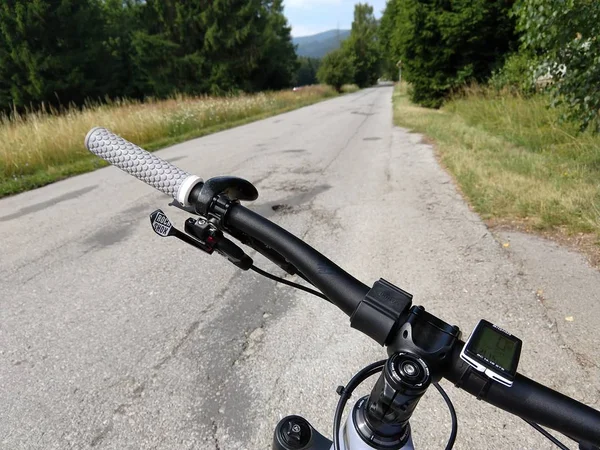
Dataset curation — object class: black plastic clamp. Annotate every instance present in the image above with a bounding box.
[350,279,413,346]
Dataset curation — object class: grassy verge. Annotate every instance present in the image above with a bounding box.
[393,84,600,259]
[0,85,343,197]
[341,84,360,94]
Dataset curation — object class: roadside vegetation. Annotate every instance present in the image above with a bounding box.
[0,1,362,197]
[379,0,599,259]
[0,86,339,197]
[380,0,599,134]
[393,84,600,257]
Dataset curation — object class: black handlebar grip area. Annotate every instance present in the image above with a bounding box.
[445,342,600,446]
[84,127,202,205]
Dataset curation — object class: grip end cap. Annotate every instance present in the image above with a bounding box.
[85,127,106,151]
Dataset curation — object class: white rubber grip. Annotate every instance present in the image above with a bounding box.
[85,127,201,204]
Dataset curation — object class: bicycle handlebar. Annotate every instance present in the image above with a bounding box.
[84,127,600,447]
[445,342,600,446]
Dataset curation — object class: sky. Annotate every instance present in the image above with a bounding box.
[284,0,387,37]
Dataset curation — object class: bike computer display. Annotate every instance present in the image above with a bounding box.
[460,319,522,387]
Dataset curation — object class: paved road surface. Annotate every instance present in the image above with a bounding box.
[2,86,599,449]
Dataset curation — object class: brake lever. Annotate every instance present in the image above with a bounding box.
[175,189,302,277]
[171,189,302,278]
[150,209,253,270]
[168,199,197,214]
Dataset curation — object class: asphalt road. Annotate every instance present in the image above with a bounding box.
[1,86,599,449]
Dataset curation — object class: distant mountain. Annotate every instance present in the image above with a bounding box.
[293,29,351,59]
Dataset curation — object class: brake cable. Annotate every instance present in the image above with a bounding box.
[523,419,570,450]
[333,360,387,450]
[249,265,330,302]
[433,382,458,450]
[149,209,331,302]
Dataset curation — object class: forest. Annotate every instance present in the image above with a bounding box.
[0,0,298,112]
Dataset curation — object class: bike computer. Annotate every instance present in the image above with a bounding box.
[460,319,522,387]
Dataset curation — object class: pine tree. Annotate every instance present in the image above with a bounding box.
[132,0,208,96]
[0,0,112,111]
[251,0,298,91]
[200,0,265,93]
[295,57,321,86]
[101,0,145,100]
[343,3,381,88]
[0,0,301,110]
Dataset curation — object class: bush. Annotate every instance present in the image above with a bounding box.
[317,49,353,92]
[489,52,536,95]
[515,0,600,132]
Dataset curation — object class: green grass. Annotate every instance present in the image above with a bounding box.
[0,85,341,197]
[393,84,600,238]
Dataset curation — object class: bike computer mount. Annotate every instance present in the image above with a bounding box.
[460,319,522,387]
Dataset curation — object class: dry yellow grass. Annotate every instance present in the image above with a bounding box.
[0,85,337,196]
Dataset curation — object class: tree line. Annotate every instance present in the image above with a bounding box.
[3,1,596,131]
[0,0,298,113]
[292,3,382,92]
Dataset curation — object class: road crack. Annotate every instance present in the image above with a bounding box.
[153,321,200,370]
[322,99,375,173]
[211,420,221,450]
[90,421,114,447]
